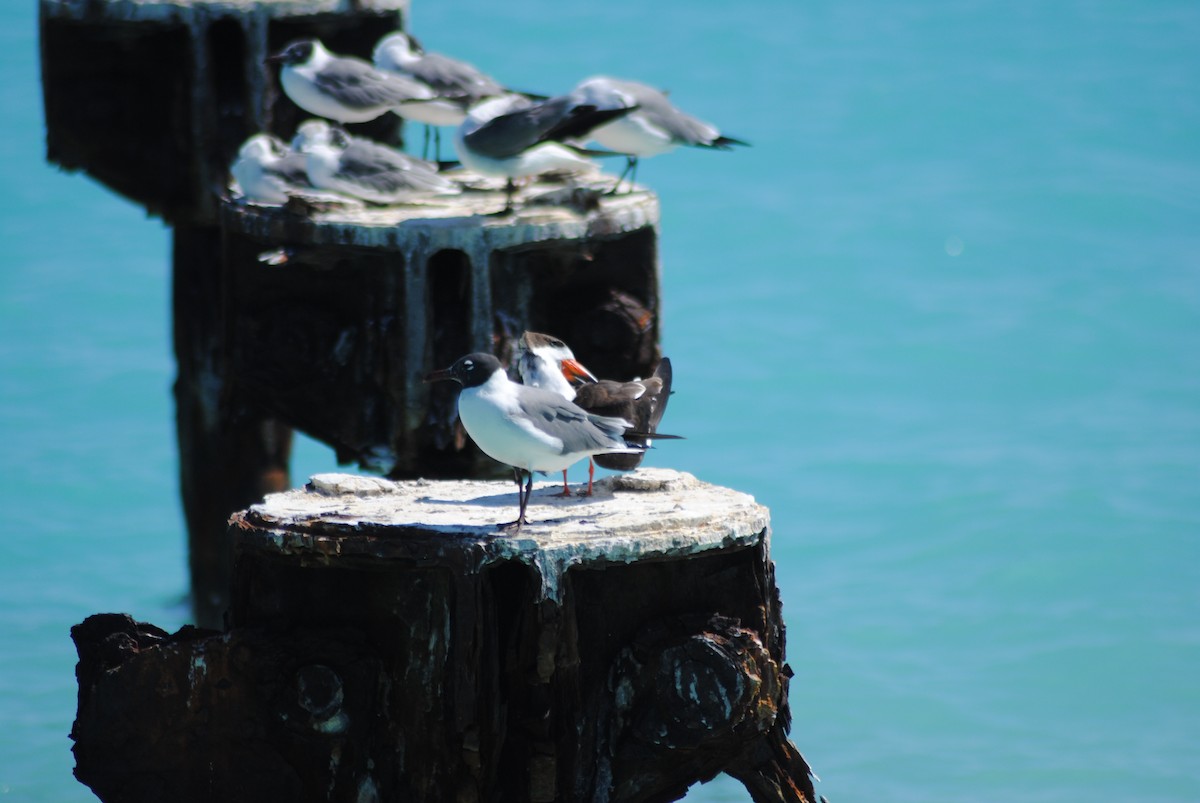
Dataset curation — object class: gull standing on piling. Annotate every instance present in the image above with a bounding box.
[424,352,646,531]
[455,94,637,212]
[291,119,458,204]
[372,31,507,159]
[570,76,748,189]
[267,38,435,124]
[230,133,312,204]
[516,332,674,496]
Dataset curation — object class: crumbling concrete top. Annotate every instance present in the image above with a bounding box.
[231,468,769,601]
[220,174,660,251]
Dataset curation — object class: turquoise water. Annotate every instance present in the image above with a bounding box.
[2,1,1198,800]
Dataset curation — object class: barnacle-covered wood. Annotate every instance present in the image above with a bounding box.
[71,470,814,802]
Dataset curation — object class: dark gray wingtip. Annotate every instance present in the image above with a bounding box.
[711,134,750,149]
[647,357,673,432]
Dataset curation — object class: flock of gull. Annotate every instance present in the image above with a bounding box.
[232,31,747,213]
[232,31,746,530]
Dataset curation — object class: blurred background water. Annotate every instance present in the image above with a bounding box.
[2,0,1198,800]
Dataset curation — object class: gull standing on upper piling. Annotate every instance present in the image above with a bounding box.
[516,332,675,496]
[570,76,748,189]
[230,133,312,204]
[267,38,435,124]
[372,31,507,159]
[455,94,637,212]
[291,119,458,204]
[424,352,647,531]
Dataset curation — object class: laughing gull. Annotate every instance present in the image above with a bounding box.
[455,93,637,212]
[516,331,675,495]
[291,119,458,204]
[230,133,312,204]
[267,38,435,124]
[570,76,748,189]
[372,31,507,160]
[424,352,645,531]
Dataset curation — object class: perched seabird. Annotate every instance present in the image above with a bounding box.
[455,94,637,212]
[424,352,644,531]
[372,31,507,159]
[230,133,311,204]
[291,119,458,204]
[570,76,748,189]
[267,38,435,124]
[516,331,674,495]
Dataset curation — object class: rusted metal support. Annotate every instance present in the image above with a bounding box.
[70,470,815,803]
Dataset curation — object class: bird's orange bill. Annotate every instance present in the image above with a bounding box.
[560,358,598,385]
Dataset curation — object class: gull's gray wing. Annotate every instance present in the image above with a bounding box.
[514,385,633,455]
[609,80,747,149]
[411,52,504,99]
[268,151,312,187]
[313,57,431,109]
[341,139,454,194]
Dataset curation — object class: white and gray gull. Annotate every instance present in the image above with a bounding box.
[570,75,748,189]
[372,31,508,159]
[230,133,311,204]
[267,38,435,124]
[291,119,458,204]
[424,352,647,531]
[455,93,638,212]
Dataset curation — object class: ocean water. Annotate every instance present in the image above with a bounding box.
[2,0,1198,800]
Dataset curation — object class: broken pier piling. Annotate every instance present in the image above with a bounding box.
[71,469,815,802]
[41,0,666,626]
[196,184,663,625]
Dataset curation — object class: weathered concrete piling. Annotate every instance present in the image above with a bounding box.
[196,185,662,623]
[40,0,415,626]
[220,186,662,478]
[40,0,407,223]
[44,4,815,799]
[71,470,815,803]
[40,0,666,625]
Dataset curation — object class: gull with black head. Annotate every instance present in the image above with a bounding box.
[267,38,435,124]
[372,31,508,160]
[424,352,646,531]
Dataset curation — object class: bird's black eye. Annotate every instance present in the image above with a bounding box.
[550,338,564,348]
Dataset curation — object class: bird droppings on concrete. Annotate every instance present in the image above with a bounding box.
[234,468,770,602]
